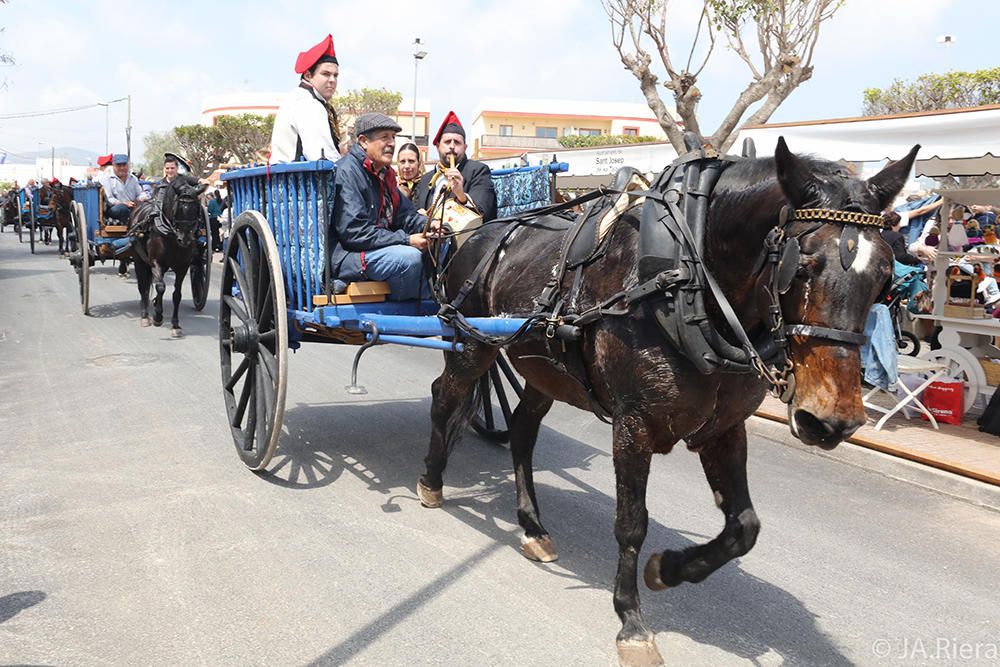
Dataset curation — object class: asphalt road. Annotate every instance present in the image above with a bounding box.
[2,229,999,667]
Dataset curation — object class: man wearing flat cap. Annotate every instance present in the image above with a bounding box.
[413,110,496,223]
[99,153,147,223]
[330,112,441,301]
[270,34,343,163]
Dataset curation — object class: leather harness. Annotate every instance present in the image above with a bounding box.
[438,134,884,419]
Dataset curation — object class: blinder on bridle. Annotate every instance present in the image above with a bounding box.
[758,205,886,403]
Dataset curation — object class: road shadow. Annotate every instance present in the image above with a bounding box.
[0,267,64,281]
[0,590,46,624]
[272,398,849,666]
[84,296,217,339]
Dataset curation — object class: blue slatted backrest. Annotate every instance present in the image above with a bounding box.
[222,160,336,312]
[71,183,102,240]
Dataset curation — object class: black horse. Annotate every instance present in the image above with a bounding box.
[0,188,17,232]
[40,182,75,255]
[416,138,918,666]
[131,175,207,337]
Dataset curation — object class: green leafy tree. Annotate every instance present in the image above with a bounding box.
[558,134,661,149]
[332,88,403,149]
[863,68,1000,115]
[174,124,226,177]
[215,113,275,165]
[140,129,181,179]
[605,0,842,152]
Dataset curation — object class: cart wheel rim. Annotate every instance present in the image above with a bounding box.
[76,202,90,315]
[219,210,287,470]
[191,209,213,310]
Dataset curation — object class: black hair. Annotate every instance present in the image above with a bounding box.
[398,143,421,157]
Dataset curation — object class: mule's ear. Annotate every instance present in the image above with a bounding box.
[774,136,819,208]
[195,182,209,196]
[867,144,920,210]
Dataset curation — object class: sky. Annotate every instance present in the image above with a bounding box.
[0,0,994,164]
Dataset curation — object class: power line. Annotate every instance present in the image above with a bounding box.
[0,102,108,120]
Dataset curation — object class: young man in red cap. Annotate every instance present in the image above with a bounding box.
[413,111,496,223]
[269,34,343,163]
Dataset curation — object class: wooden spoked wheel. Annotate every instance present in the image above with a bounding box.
[74,203,90,316]
[28,206,36,254]
[471,353,524,444]
[17,205,24,242]
[190,209,212,311]
[219,211,288,470]
[65,203,79,254]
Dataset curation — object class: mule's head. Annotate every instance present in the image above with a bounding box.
[773,138,918,448]
[165,175,208,247]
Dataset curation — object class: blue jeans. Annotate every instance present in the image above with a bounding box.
[354,245,432,301]
[108,204,131,222]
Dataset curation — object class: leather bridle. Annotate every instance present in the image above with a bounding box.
[756,205,886,403]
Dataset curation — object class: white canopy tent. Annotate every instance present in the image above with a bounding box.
[738,105,1000,166]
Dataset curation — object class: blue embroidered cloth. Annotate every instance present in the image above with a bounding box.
[492,167,551,218]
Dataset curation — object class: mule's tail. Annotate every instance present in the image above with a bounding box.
[443,370,482,457]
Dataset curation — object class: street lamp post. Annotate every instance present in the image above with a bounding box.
[412,39,427,145]
[936,34,957,71]
[98,96,129,154]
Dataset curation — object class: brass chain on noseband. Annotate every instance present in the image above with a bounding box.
[791,208,884,227]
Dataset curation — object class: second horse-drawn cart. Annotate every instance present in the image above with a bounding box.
[70,181,212,316]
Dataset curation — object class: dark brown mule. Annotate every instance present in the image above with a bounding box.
[1,188,17,232]
[131,175,207,337]
[40,182,76,256]
[417,139,918,666]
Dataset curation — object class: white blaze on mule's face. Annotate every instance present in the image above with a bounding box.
[850,234,876,274]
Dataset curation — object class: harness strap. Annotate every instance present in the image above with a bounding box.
[785,324,867,346]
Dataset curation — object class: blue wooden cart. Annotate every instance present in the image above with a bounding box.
[218,159,567,469]
[70,182,212,316]
[16,187,61,254]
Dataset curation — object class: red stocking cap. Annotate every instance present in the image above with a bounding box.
[295,34,338,74]
[97,154,113,167]
[432,110,465,146]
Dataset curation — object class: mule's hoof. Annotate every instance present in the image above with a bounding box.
[140,318,151,328]
[153,319,163,327]
[118,273,128,281]
[170,328,183,339]
[416,480,443,508]
[521,535,558,562]
[617,639,664,667]
[643,554,669,591]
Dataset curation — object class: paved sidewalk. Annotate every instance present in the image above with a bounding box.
[755,394,1000,487]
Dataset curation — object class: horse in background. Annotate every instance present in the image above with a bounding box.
[416,138,918,666]
[130,175,207,337]
[1,187,17,232]
[40,182,76,256]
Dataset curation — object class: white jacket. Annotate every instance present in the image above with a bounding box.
[269,84,338,164]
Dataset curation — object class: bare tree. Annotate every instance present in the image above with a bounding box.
[605,0,842,152]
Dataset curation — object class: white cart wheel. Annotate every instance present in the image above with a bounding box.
[922,345,984,413]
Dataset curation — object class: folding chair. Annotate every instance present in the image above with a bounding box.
[862,356,950,430]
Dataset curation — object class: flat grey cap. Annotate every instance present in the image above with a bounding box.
[355,112,402,138]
